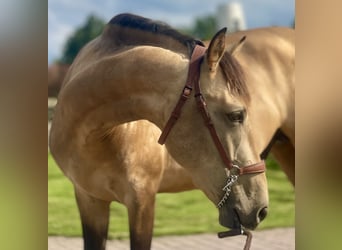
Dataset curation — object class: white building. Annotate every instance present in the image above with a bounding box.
[216,1,247,32]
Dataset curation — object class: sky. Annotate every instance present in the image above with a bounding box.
[48,0,295,64]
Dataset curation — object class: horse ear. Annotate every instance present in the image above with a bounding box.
[206,27,227,72]
[227,36,246,56]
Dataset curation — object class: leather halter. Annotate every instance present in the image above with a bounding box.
[158,45,265,176]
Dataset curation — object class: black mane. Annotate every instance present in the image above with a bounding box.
[108,13,204,55]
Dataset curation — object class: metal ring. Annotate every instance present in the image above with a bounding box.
[230,164,241,176]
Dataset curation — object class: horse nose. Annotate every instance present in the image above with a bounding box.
[257,207,268,222]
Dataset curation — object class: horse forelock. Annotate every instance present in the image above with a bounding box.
[106,13,204,57]
[219,52,250,103]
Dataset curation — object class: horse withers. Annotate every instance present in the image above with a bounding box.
[49,13,294,250]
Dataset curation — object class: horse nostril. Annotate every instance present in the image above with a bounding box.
[258,207,268,222]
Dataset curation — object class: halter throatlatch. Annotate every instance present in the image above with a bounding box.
[158,45,266,249]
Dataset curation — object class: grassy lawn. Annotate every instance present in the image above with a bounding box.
[48,153,294,239]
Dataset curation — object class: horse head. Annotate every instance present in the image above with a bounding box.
[161,28,268,231]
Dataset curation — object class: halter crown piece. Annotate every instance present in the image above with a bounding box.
[158,44,266,250]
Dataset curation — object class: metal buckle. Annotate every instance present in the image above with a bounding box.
[230,164,241,176]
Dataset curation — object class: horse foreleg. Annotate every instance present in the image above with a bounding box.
[75,187,110,250]
[127,194,156,250]
[271,141,295,186]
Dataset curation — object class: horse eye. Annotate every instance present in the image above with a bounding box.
[227,110,245,123]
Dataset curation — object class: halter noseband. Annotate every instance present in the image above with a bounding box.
[158,45,266,208]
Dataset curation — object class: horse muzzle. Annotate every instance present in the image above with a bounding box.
[219,205,268,230]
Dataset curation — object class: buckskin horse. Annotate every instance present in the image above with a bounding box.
[49,13,294,250]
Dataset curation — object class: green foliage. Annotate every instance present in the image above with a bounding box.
[179,15,217,40]
[59,15,105,64]
[48,153,294,238]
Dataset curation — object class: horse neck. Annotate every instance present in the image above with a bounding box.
[59,45,189,132]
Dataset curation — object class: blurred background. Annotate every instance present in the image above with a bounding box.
[48,0,294,97]
[48,0,295,63]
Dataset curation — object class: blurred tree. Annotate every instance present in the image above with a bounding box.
[184,15,217,40]
[59,15,105,64]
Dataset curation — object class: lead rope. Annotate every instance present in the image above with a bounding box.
[218,228,252,250]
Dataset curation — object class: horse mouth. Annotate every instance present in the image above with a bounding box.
[218,211,254,250]
[219,207,242,229]
[219,208,257,231]
[233,208,261,231]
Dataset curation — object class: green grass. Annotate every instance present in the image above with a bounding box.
[48,154,294,238]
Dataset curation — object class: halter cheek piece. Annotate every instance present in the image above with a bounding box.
[158,45,265,249]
